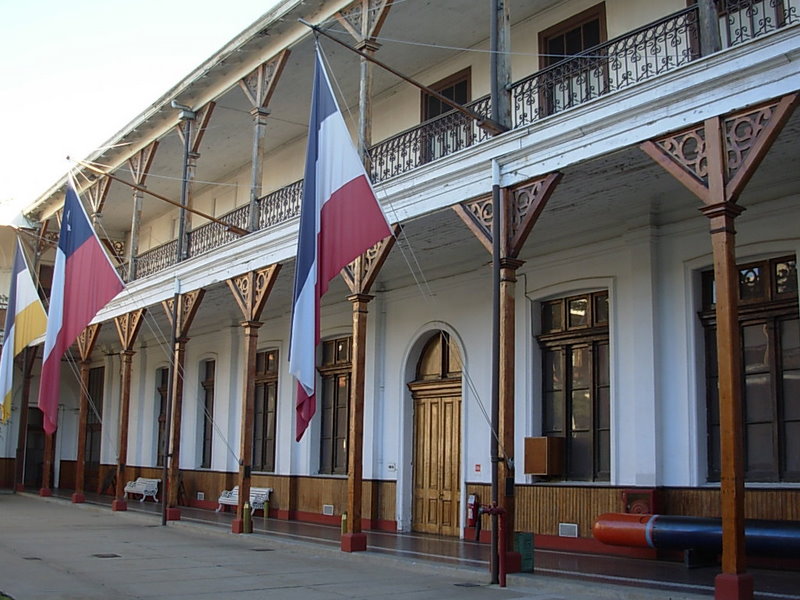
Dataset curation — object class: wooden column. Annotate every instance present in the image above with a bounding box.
[239,51,290,233]
[162,289,204,520]
[175,103,215,259]
[342,292,372,551]
[14,347,38,492]
[698,0,722,56]
[490,0,512,129]
[454,172,562,571]
[226,265,281,533]
[72,324,102,503]
[39,431,55,496]
[126,143,159,280]
[335,0,393,165]
[641,95,797,600]
[339,227,399,552]
[111,309,146,511]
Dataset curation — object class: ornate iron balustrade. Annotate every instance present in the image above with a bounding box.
[370,96,492,183]
[258,179,303,228]
[717,0,799,46]
[186,203,250,258]
[136,239,178,279]
[512,7,700,126]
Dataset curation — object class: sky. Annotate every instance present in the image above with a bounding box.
[0,0,281,223]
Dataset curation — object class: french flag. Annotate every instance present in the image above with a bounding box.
[38,184,124,434]
[289,48,391,442]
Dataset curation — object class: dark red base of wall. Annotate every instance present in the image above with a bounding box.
[274,509,395,532]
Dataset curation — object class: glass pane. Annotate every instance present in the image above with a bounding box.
[571,389,591,431]
[594,294,609,325]
[596,342,609,386]
[544,350,563,391]
[596,387,610,429]
[782,319,800,369]
[739,265,764,301]
[783,421,800,475]
[571,346,590,388]
[708,425,721,480]
[783,371,800,420]
[583,18,601,48]
[745,422,775,473]
[322,341,335,366]
[707,378,720,425]
[568,432,592,480]
[542,301,563,332]
[544,391,564,433]
[742,324,770,373]
[336,338,350,363]
[775,259,797,295]
[596,429,610,479]
[568,298,589,328]
[705,327,718,376]
[745,374,773,422]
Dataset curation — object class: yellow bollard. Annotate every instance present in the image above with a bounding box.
[243,501,252,533]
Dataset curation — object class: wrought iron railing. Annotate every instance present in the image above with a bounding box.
[186,203,250,258]
[123,0,797,282]
[512,7,700,126]
[258,179,303,228]
[717,0,799,46]
[370,96,492,183]
[135,240,178,279]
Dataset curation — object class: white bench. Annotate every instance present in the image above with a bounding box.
[216,485,272,513]
[123,477,160,502]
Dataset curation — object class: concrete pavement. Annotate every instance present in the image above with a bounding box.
[0,493,709,600]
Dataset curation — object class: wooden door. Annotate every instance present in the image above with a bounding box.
[409,332,462,536]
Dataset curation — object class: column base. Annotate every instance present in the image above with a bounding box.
[111,499,128,511]
[71,492,86,504]
[715,573,754,600]
[166,507,181,521]
[38,487,52,497]
[231,519,252,534]
[341,532,367,552]
[505,551,522,574]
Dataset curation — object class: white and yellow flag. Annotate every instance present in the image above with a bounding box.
[0,239,47,422]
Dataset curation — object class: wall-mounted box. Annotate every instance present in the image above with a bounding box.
[523,436,565,476]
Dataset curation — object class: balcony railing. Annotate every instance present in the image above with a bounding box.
[122,0,797,282]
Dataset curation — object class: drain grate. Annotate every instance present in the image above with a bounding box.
[92,553,121,559]
[250,548,274,552]
[22,557,41,561]
[454,583,481,587]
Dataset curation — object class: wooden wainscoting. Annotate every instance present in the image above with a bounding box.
[0,457,14,488]
[661,487,800,520]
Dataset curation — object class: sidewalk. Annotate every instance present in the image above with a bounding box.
[0,492,779,600]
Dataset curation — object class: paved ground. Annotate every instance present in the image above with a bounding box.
[0,493,711,600]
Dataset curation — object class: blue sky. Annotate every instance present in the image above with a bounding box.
[0,0,279,220]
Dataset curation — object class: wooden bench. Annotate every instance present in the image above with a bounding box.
[216,485,272,513]
[123,477,160,502]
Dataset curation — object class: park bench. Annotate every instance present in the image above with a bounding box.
[123,477,160,502]
[216,485,272,513]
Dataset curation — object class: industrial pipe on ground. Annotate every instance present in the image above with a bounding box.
[593,513,800,556]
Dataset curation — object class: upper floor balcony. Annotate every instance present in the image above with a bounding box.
[28,0,800,283]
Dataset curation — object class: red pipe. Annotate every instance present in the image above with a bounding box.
[482,504,507,587]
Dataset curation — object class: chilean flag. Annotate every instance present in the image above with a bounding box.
[38,184,124,434]
[289,48,391,442]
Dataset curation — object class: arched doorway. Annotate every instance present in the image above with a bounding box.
[408,331,462,536]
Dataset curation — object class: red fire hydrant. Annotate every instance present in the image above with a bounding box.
[481,503,508,587]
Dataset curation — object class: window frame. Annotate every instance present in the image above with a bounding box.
[252,348,279,473]
[199,359,216,469]
[318,336,352,476]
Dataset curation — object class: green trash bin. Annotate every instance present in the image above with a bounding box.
[514,532,534,572]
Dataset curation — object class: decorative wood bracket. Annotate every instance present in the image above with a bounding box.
[453,172,562,259]
[114,309,147,353]
[335,0,394,43]
[640,93,798,205]
[162,288,205,338]
[226,264,282,322]
[175,103,216,156]
[341,223,401,295]
[127,141,160,186]
[85,177,112,217]
[239,50,291,111]
[76,324,102,363]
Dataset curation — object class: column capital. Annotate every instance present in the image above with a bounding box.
[250,107,270,119]
[355,39,381,53]
[347,293,374,305]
